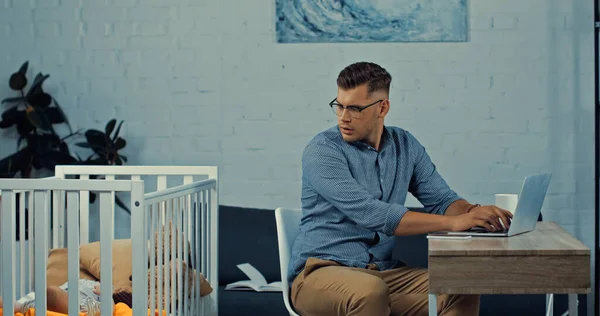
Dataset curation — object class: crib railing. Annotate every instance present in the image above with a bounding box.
[54,165,219,315]
[0,187,35,300]
[0,178,143,316]
[54,165,218,244]
[0,166,219,316]
[143,178,218,316]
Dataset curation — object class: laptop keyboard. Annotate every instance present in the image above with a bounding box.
[469,226,508,233]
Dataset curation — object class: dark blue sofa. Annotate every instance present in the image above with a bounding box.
[218,205,588,315]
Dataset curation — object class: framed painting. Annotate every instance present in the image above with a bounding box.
[275,0,468,43]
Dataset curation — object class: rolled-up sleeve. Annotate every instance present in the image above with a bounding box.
[406,132,462,215]
[303,140,408,236]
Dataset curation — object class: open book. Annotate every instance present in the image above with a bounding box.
[225,263,282,292]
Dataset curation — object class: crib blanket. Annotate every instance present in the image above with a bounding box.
[0,307,85,316]
[1,303,166,316]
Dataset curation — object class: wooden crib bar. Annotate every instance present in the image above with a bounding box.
[130,181,146,316]
[2,189,16,315]
[66,190,80,316]
[1,166,218,316]
[54,165,217,245]
[0,178,140,316]
[34,190,49,314]
[142,178,217,316]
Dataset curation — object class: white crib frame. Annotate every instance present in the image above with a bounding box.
[0,165,219,316]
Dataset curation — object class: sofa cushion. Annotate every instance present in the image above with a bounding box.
[217,205,561,316]
[219,205,281,285]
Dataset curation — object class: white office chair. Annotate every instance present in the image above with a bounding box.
[275,207,303,316]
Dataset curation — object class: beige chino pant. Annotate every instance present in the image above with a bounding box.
[291,257,480,316]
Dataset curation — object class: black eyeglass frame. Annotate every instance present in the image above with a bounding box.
[329,98,383,116]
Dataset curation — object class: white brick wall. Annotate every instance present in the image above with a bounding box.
[0,0,595,253]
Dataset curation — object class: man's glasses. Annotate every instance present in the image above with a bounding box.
[329,98,383,119]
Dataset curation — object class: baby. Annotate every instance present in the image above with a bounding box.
[0,279,107,315]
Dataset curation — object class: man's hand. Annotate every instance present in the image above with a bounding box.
[449,205,513,232]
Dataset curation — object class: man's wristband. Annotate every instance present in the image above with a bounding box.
[466,204,481,213]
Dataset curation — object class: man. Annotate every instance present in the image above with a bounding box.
[288,62,512,316]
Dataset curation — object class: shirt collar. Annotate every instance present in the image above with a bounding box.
[346,126,391,152]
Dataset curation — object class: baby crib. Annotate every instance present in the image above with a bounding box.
[0,165,219,316]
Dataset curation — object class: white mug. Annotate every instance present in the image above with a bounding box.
[495,194,518,215]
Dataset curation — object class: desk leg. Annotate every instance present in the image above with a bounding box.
[546,294,553,316]
[428,294,437,316]
[568,294,578,316]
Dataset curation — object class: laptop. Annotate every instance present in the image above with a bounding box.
[432,173,552,237]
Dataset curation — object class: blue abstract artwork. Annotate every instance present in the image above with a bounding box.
[275,0,467,43]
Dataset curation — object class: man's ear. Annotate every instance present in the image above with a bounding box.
[378,99,390,118]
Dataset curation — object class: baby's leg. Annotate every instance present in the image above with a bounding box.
[2,288,69,314]
[1,296,23,313]
[46,286,69,314]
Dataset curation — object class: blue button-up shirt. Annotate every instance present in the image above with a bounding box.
[288,125,462,283]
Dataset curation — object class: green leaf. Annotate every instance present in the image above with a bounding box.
[0,148,30,178]
[0,106,22,128]
[105,119,116,138]
[35,134,60,154]
[26,106,53,132]
[0,119,11,128]
[120,155,127,163]
[16,117,34,136]
[17,136,25,149]
[112,120,124,142]
[27,92,52,108]
[115,156,123,165]
[43,151,77,169]
[115,194,131,215]
[0,171,17,178]
[1,96,24,104]
[85,129,107,149]
[30,73,47,88]
[114,137,126,150]
[59,142,69,154]
[9,72,27,91]
[18,61,29,74]
[25,106,44,129]
[45,107,65,124]
[75,142,91,148]
[25,73,49,99]
[1,105,19,118]
[89,157,108,165]
[51,97,73,134]
[60,130,81,142]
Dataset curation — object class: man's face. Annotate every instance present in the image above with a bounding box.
[333,83,387,144]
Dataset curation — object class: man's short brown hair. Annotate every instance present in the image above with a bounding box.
[337,62,392,94]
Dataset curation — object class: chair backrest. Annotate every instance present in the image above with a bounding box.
[274,207,303,316]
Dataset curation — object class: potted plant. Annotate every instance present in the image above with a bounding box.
[0,61,131,219]
[0,61,77,178]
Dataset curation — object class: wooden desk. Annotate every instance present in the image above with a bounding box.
[427,222,590,316]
